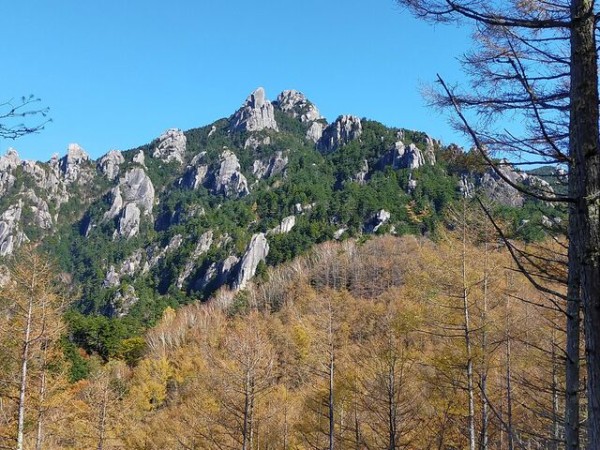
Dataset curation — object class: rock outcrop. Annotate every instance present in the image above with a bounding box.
[0,202,27,256]
[180,152,209,190]
[379,141,426,170]
[176,230,214,289]
[152,129,187,164]
[364,209,391,233]
[98,150,125,181]
[306,122,325,143]
[317,115,362,153]
[275,90,321,122]
[478,162,554,207]
[0,149,20,195]
[230,87,279,132]
[251,151,288,180]
[104,168,155,238]
[59,144,91,184]
[269,216,296,235]
[233,233,269,290]
[108,285,139,317]
[212,149,249,197]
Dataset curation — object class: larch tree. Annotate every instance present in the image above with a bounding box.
[395,0,599,447]
[0,246,65,450]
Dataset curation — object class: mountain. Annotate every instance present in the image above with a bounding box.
[0,87,565,356]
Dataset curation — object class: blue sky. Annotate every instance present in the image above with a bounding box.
[1,0,472,161]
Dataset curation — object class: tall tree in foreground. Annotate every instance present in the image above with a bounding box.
[395,0,599,446]
[0,246,65,450]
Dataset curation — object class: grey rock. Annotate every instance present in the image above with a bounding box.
[119,250,145,277]
[122,168,155,213]
[407,178,418,193]
[98,150,125,181]
[133,150,146,166]
[380,141,426,170]
[230,87,279,132]
[60,143,91,184]
[213,149,249,198]
[25,190,53,229]
[317,115,362,153]
[0,202,27,256]
[109,285,139,318]
[542,215,554,228]
[267,151,288,177]
[333,228,347,240]
[180,152,208,190]
[244,135,271,150]
[364,209,391,233]
[275,90,321,122]
[208,125,217,138]
[147,234,184,269]
[354,160,369,184]
[0,150,19,196]
[252,160,268,179]
[152,128,187,164]
[0,148,21,171]
[103,187,124,221]
[233,233,269,290]
[424,137,437,165]
[176,230,214,289]
[478,162,554,207]
[251,151,288,180]
[306,122,325,143]
[118,203,141,239]
[103,265,121,288]
[269,215,296,235]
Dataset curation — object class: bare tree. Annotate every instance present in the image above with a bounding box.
[395,0,599,446]
[0,96,49,140]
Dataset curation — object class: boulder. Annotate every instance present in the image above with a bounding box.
[317,115,362,153]
[230,87,279,132]
[379,141,426,170]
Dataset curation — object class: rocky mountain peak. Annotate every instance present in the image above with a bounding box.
[98,150,125,181]
[230,87,279,132]
[59,143,91,184]
[275,90,321,122]
[152,128,187,164]
[317,115,362,153]
[0,148,21,171]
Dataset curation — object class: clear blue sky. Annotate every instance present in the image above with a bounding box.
[1,0,472,161]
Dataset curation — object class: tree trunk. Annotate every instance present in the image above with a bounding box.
[569,1,600,447]
[461,203,476,450]
[565,230,581,449]
[17,289,34,450]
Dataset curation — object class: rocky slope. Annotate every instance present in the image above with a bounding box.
[0,87,564,331]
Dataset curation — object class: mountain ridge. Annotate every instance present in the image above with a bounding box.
[0,86,566,356]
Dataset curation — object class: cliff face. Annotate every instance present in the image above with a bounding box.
[0,87,562,321]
